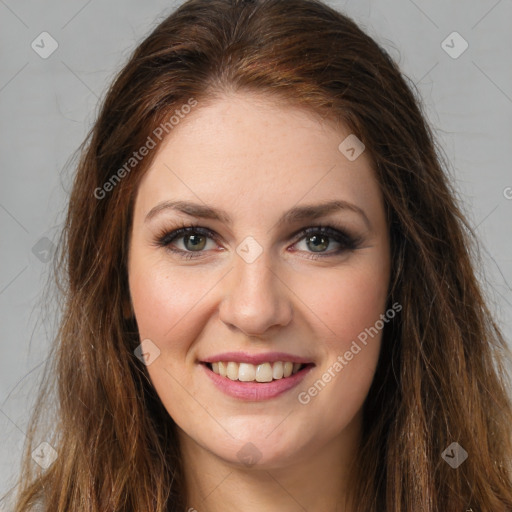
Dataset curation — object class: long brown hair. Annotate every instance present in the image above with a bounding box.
[5,0,512,510]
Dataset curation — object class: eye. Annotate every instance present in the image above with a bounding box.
[154,223,219,260]
[153,222,363,260]
[290,225,362,260]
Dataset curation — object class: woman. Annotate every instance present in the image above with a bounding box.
[4,0,512,510]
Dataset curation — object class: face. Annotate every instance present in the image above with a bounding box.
[128,91,391,469]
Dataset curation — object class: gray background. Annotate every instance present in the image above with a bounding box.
[1,0,511,502]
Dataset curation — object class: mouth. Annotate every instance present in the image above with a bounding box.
[201,361,315,383]
[200,359,315,401]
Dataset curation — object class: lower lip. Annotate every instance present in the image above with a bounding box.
[201,363,314,401]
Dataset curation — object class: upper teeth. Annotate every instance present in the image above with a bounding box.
[210,361,303,382]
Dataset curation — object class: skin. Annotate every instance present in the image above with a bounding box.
[128,91,391,512]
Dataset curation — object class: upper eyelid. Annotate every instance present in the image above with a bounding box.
[165,223,346,237]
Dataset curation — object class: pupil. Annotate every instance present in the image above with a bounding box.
[308,234,328,252]
[185,234,206,251]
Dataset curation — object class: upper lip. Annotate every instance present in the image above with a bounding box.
[200,351,314,365]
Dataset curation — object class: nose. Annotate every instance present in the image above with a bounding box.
[218,247,293,337]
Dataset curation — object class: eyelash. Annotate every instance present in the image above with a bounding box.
[153,221,363,261]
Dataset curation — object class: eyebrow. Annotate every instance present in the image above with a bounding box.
[144,199,371,230]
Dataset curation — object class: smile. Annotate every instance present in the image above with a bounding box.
[207,361,306,382]
[200,361,315,401]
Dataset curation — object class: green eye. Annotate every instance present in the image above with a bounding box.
[155,223,362,261]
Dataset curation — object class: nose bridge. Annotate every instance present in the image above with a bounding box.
[218,240,292,335]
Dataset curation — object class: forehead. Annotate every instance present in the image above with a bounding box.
[133,92,383,225]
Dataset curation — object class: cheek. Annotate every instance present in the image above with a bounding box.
[292,261,390,351]
[128,262,209,409]
[333,273,388,347]
[291,261,388,416]
[129,258,209,345]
